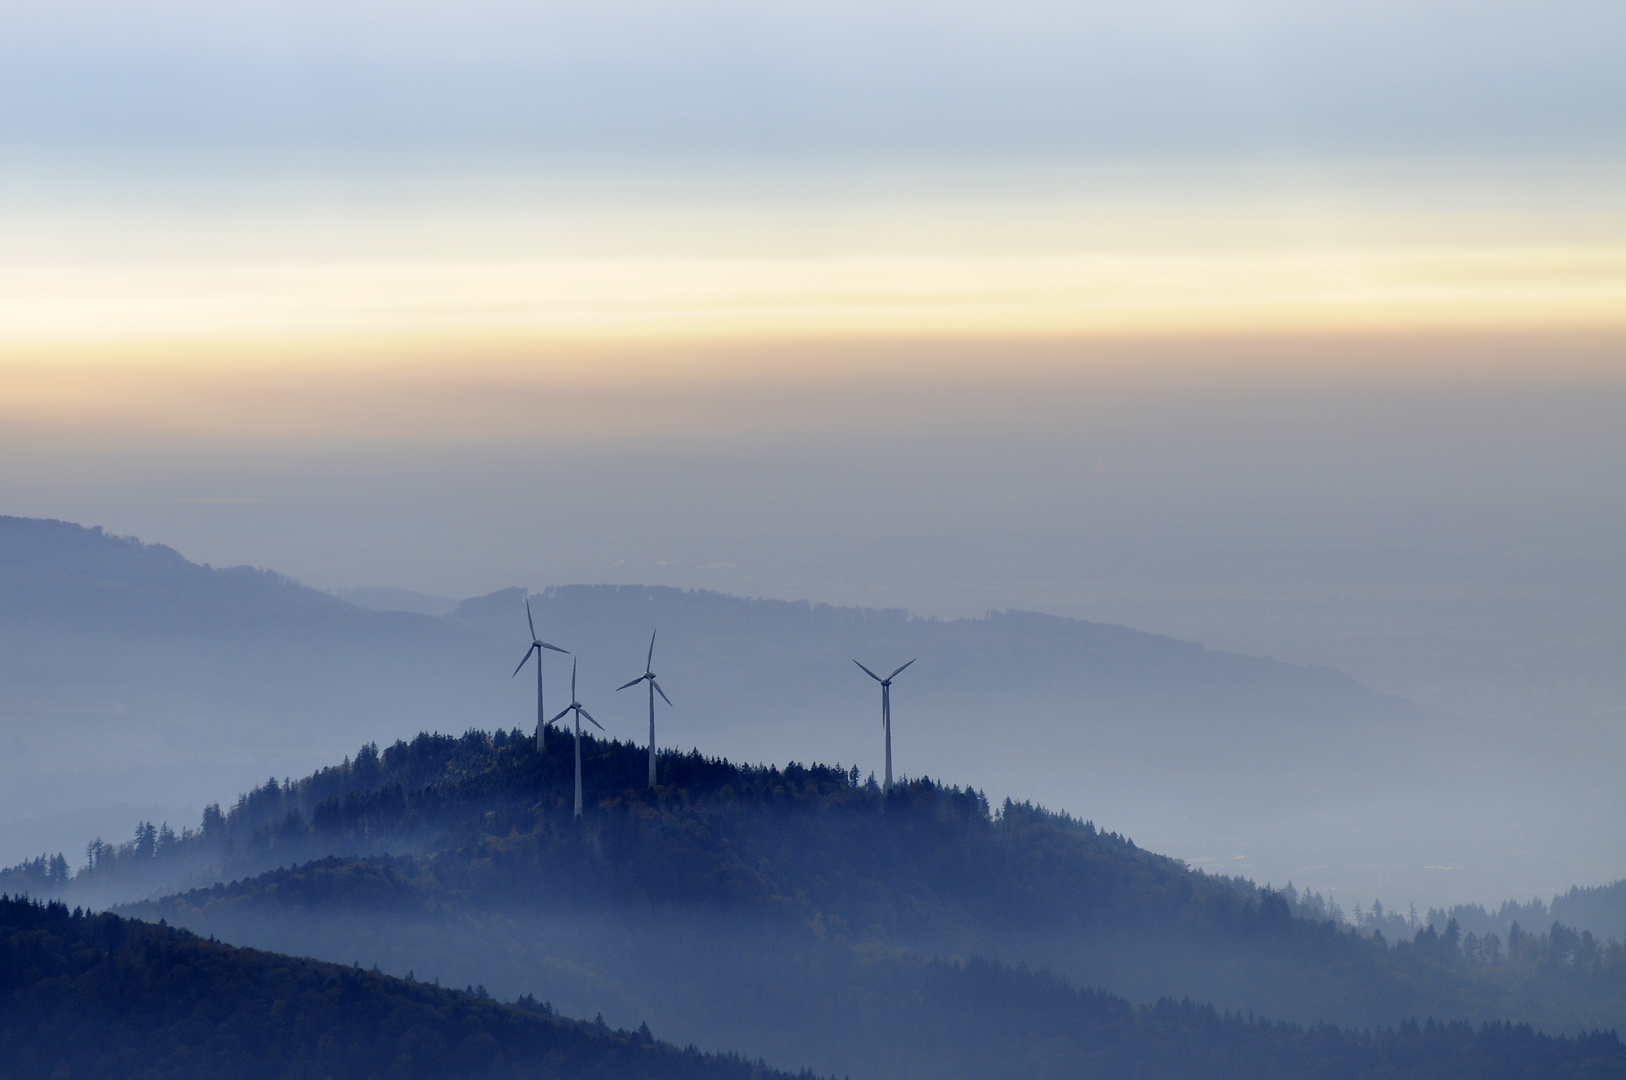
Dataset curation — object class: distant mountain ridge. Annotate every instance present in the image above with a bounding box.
[0,513,1372,692]
[0,513,1425,902]
[337,585,461,616]
[0,514,1377,706]
[0,510,1404,795]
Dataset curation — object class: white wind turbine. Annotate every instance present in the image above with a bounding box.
[617,630,672,788]
[549,657,605,818]
[511,599,569,750]
[854,658,915,793]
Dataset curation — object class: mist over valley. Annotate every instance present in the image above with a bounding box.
[4,512,1591,912]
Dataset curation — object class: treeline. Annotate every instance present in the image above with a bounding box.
[1407,880,1626,945]
[4,729,555,903]
[67,730,1578,1033]
[10,726,1168,919]
[822,952,1626,1080]
[0,894,813,1080]
[66,727,1280,946]
[1,853,70,890]
[1213,876,1345,924]
[1401,916,1626,976]
[9,893,1626,1080]
[15,727,1626,1036]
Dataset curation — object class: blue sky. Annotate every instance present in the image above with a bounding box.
[4,0,1623,159]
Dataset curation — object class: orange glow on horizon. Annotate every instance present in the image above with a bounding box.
[6,163,1624,440]
[4,328,1622,444]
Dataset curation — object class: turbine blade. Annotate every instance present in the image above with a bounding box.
[652,680,672,706]
[888,659,917,681]
[526,599,536,640]
[617,677,644,691]
[571,657,577,699]
[647,629,656,672]
[540,641,569,654]
[549,706,573,723]
[853,660,883,682]
[580,708,604,731]
[512,644,537,678]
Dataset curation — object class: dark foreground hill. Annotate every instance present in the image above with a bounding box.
[0,895,802,1080]
[6,896,1626,1080]
[8,727,1613,1075]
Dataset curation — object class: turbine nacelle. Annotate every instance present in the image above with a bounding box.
[549,704,603,730]
[551,658,605,730]
[616,671,673,705]
[854,658,915,687]
[512,599,568,678]
[617,629,672,705]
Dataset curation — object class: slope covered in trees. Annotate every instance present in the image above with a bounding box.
[1411,878,1626,945]
[0,894,805,1080]
[1,513,1414,896]
[7,895,1626,1080]
[1,727,1607,1058]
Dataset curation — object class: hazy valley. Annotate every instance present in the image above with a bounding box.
[8,513,1614,911]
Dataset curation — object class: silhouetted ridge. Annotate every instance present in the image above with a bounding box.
[63,727,1208,934]
[523,582,1378,701]
[0,515,352,631]
[15,728,1626,1045]
[8,894,1623,1080]
[2,729,1614,1074]
[0,894,807,1080]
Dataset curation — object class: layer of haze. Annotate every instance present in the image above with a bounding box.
[4,353,1624,910]
[3,0,1623,913]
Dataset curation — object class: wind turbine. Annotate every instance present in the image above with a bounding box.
[511,599,569,750]
[549,657,604,818]
[854,659,915,793]
[617,630,672,788]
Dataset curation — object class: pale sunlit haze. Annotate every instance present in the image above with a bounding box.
[3,0,1624,911]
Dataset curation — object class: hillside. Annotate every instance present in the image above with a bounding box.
[0,895,802,1080]
[8,895,1625,1080]
[6,728,1615,1074]
[1420,879,1626,946]
[0,513,1419,901]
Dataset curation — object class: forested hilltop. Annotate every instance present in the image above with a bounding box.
[1,727,1613,1071]
[1,513,1421,906]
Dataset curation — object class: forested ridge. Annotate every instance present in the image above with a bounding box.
[5,894,1625,1080]
[0,894,807,1080]
[9,727,1626,1076]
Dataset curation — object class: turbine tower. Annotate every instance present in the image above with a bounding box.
[511,599,569,750]
[854,658,915,793]
[617,630,672,788]
[549,657,604,818]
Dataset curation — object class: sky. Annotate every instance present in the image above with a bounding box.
[4,0,1624,384]
[2,0,1624,906]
